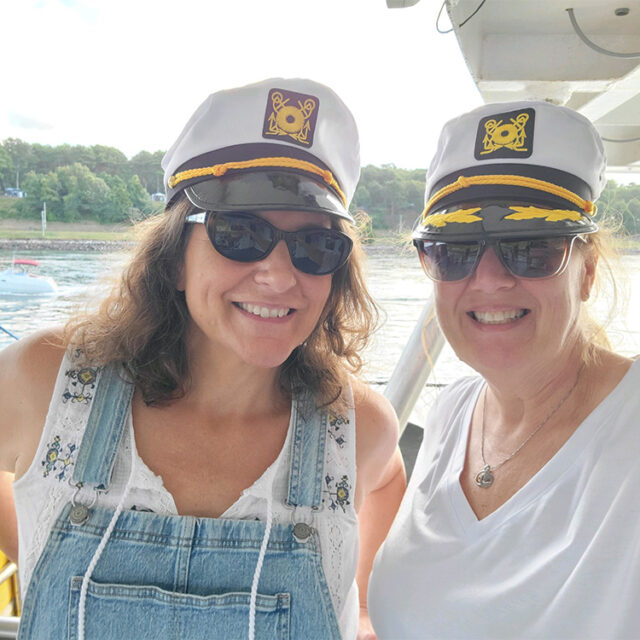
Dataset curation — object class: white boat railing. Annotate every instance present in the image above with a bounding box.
[0,561,18,639]
[0,616,18,639]
[383,295,444,433]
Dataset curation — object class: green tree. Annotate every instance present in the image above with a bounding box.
[30,143,61,175]
[354,164,426,229]
[100,174,133,223]
[2,138,33,188]
[0,146,13,191]
[354,184,371,209]
[129,150,164,193]
[57,164,112,222]
[599,179,640,235]
[624,198,640,235]
[127,175,152,214]
[66,145,95,168]
[20,171,64,220]
[91,145,129,178]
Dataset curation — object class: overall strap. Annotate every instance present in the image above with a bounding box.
[72,362,135,488]
[286,388,328,509]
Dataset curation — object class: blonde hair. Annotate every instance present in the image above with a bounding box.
[64,197,379,406]
[577,224,625,363]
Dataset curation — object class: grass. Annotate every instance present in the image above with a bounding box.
[0,228,133,241]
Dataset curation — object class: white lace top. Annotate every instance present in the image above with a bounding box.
[13,354,359,639]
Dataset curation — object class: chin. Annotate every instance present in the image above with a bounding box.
[459,344,529,373]
[240,344,297,370]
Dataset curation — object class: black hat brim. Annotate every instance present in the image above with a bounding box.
[182,170,353,222]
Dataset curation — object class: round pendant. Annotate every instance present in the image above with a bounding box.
[475,465,494,488]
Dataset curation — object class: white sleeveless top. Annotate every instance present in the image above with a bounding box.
[14,353,360,638]
[369,358,640,639]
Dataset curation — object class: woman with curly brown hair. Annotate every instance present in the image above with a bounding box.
[0,78,405,640]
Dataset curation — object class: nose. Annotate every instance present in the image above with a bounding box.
[253,239,298,292]
[469,245,516,291]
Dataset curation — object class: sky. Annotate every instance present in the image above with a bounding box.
[1,0,636,183]
[1,0,481,170]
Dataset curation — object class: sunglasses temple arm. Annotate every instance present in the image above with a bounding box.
[185,211,207,224]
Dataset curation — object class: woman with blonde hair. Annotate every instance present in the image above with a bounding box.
[369,100,638,639]
[0,78,405,639]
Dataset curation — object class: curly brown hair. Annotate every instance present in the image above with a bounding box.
[64,196,379,407]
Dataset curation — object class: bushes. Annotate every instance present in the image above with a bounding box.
[0,197,22,220]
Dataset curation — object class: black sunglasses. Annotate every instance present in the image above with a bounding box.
[186,211,353,276]
[414,235,585,282]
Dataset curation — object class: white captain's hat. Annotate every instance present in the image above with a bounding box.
[413,100,606,241]
[162,78,360,222]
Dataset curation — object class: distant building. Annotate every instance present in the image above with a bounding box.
[150,192,166,202]
[4,188,24,198]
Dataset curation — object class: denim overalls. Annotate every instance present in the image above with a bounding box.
[18,364,343,639]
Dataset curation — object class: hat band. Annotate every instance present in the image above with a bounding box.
[422,174,595,223]
[169,157,346,208]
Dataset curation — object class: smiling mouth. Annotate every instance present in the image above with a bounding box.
[469,309,530,325]
[235,302,293,318]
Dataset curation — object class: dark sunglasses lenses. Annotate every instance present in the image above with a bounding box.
[212,214,274,262]
[498,238,569,278]
[209,213,352,275]
[284,230,352,276]
[416,237,571,281]
[417,241,481,282]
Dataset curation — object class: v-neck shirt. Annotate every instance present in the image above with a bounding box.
[369,358,640,639]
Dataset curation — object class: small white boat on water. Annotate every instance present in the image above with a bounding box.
[0,259,58,296]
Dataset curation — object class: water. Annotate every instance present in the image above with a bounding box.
[1,247,638,423]
[0,249,130,346]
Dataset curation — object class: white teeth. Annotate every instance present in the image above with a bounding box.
[473,309,526,324]
[237,302,290,318]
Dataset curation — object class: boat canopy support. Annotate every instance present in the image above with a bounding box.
[383,295,445,434]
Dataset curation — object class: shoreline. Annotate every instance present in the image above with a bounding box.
[0,235,411,254]
[0,238,134,251]
[0,234,637,255]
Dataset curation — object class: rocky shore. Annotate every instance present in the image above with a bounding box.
[0,237,412,256]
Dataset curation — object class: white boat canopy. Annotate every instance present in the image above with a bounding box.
[389,0,640,174]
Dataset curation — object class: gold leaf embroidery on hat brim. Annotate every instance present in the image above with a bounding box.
[423,208,483,228]
[504,206,584,222]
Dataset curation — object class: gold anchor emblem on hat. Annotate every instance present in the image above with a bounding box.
[481,112,529,155]
[264,90,317,146]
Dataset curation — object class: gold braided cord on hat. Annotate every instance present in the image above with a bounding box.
[169,157,347,207]
[421,174,596,223]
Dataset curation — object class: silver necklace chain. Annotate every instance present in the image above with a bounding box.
[475,364,585,489]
